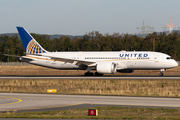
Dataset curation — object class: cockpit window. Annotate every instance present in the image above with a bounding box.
[166,57,173,60]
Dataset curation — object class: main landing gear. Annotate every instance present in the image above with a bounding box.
[84,72,94,76]
[159,69,165,76]
[84,67,104,76]
[84,72,104,76]
[84,67,94,76]
[95,72,103,76]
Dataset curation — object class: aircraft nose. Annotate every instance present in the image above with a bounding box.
[175,61,178,67]
[172,60,178,68]
[165,60,178,69]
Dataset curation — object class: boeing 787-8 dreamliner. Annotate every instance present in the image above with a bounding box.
[4,27,178,76]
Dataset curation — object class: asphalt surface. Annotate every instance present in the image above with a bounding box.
[0,93,180,113]
[0,75,180,79]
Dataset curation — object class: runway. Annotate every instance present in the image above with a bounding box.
[0,93,180,113]
[0,75,180,79]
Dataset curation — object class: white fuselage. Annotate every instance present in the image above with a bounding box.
[21,51,178,71]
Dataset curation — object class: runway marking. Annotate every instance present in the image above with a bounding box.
[18,96,180,104]
[92,103,180,108]
[0,96,22,105]
[14,103,84,111]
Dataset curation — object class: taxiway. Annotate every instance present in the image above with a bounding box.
[0,93,180,112]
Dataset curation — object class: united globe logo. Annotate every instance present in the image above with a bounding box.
[26,39,46,54]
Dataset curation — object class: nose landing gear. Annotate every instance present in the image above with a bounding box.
[159,72,163,76]
[159,69,165,76]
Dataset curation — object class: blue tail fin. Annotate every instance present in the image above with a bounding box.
[17,27,47,54]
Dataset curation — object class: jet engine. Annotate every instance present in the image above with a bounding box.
[117,69,134,73]
[96,62,117,74]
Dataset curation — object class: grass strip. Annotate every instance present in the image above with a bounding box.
[1,106,180,119]
[1,79,180,97]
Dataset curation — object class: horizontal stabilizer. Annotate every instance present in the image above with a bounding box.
[3,54,22,58]
[3,54,34,61]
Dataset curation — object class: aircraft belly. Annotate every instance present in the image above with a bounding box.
[118,60,147,69]
[122,60,147,69]
[122,60,163,70]
[134,61,147,69]
[147,61,164,69]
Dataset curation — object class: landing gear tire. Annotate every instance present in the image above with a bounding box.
[159,73,164,76]
[84,72,94,76]
[95,72,103,76]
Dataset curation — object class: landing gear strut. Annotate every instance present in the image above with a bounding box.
[159,69,165,76]
[84,67,94,76]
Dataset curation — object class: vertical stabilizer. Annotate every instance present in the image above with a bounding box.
[17,27,47,54]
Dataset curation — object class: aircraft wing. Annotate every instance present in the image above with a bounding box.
[37,54,97,66]
[4,54,96,66]
[51,56,96,66]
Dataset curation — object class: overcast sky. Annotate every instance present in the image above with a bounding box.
[0,0,180,35]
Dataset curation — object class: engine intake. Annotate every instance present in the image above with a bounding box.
[96,62,117,74]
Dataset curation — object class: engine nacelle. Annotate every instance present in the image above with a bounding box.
[96,62,117,74]
[117,69,134,73]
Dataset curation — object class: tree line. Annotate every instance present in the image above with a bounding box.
[0,31,180,62]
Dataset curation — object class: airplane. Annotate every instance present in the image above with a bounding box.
[4,27,178,76]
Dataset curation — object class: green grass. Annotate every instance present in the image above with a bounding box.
[1,106,180,119]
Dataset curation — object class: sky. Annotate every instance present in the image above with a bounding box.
[1,0,180,35]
